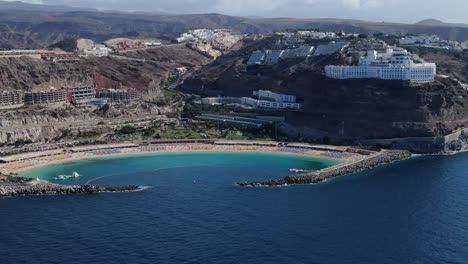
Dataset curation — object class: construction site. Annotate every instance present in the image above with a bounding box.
[0,91,23,109]
[96,89,140,103]
[24,89,68,105]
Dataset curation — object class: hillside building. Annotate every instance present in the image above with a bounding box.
[264,50,284,64]
[25,88,67,105]
[83,45,112,57]
[297,31,337,39]
[281,46,315,59]
[199,90,302,110]
[35,50,78,63]
[241,97,302,110]
[66,84,96,104]
[254,90,296,102]
[0,91,23,108]
[200,97,242,105]
[314,42,349,55]
[247,45,315,65]
[0,50,41,59]
[96,89,139,103]
[399,35,440,45]
[110,40,146,51]
[143,40,162,47]
[324,48,436,82]
[247,51,267,65]
[399,35,467,51]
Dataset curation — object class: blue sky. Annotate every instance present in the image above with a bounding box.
[8,0,468,24]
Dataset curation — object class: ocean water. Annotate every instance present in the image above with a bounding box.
[1,152,468,264]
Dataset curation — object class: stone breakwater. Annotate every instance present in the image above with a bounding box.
[0,176,143,197]
[238,150,412,186]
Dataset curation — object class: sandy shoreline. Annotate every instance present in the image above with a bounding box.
[1,143,362,175]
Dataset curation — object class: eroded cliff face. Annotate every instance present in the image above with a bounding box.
[0,108,85,143]
[0,103,179,143]
[180,59,468,139]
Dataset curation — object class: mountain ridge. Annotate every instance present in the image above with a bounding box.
[0,2,467,48]
[416,19,468,28]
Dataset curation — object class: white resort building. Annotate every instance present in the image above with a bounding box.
[241,97,302,110]
[247,51,267,65]
[254,90,296,102]
[399,35,440,45]
[314,42,349,56]
[199,90,302,110]
[399,35,467,51]
[246,46,315,65]
[83,45,112,57]
[324,48,436,82]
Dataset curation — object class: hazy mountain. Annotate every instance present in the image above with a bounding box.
[0,1,98,12]
[416,19,468,28]
[0,1,468,48]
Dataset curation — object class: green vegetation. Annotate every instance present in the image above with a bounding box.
[358,34,368,39]
[160,77,178,89]
[13,139,33,146]
[150,86,185,107]
[161,88,179,99]
[119,125,137,135]
[182,103,231,118]
[106,116,278,142]
[349,38,386,50]
[373,33,402,45]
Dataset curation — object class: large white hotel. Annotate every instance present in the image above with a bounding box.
[324,48,436,82]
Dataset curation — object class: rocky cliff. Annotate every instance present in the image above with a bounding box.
[0,45,211,93]
[179,56,468,140]
[0,102,178,143]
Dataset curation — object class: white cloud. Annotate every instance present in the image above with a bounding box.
[342,0,361,9]
[35,0,468,24]
[364,0,384,8]
[2,0,43,2]
[214,0,284,13]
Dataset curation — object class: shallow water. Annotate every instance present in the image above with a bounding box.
[2,152,468,264]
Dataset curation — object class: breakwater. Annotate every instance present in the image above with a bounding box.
[238,150,412,186]
[0,176,142,197]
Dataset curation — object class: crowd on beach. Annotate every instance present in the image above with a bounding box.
[0,143,360,175]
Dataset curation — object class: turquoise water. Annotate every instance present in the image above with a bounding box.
[2,152,468,264]
[19,152,340,185]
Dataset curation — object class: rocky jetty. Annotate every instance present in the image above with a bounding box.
[238,150,412,187]
[0,175,143,197]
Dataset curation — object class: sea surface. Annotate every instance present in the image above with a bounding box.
[1,151,468,264]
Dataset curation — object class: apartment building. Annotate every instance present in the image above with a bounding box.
[325,48,436,82]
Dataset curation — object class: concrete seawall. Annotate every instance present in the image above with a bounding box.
[356,128,468,153]
[238,150,412,186]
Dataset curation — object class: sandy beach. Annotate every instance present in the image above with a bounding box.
[0,142,364,175]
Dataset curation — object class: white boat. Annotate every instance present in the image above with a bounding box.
[289,168,307,172]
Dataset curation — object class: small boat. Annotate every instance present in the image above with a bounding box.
[289,168,308,172]
[53,175,72,180]
[53,172,80,180]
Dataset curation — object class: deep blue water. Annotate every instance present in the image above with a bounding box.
[1,152,468,264]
